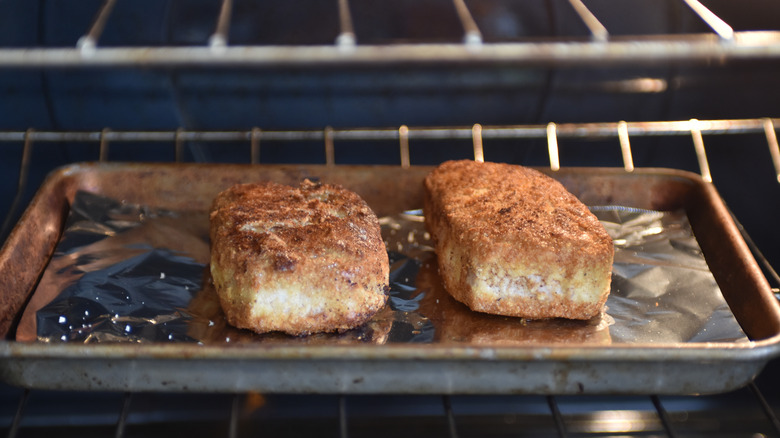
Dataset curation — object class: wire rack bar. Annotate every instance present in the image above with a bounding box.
[250,127,262,165]
[568,0,608,42]
[6,389,29,438]
[451,0,482,46]
[228,393,240,438]
[0,129,33,240]
[174,128,186,163]
[546,396,568,438]
[749,382,780,435]
[2,118,777,144]
[688,119,713,183]
[442,396,459,438]
[651,395,678,438]
[546,122,561,171]
[1,31,780,68]
[471,124,484,162]
[727,204,780,289]
[682,0,734,40]
[324,126,336,166]
[336,0,356,47]
[764,118,780,184]
[339,395,348,438]
[399,125,410,168]
[209,0,234,51]
[617,120,635,172]
[76,0,118,56]
[99,128,110,162]
[114,392,132,438]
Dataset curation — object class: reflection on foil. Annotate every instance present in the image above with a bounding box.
[593,206,747,343]
[37,249,203,343]
[20,192,748,345]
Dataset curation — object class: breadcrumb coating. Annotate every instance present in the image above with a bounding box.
[209,180,389,335]
[423,160,613,320]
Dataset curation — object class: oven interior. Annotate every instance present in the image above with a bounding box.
[1,0,780,436]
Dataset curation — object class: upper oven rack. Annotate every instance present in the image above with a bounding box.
[1,0,780,68]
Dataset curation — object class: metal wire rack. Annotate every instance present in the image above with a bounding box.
[3,382,780,437]
[2,117,780,280]
[1,117,779,173]
[2,0,780,67]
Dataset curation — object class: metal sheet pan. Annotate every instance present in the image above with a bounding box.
[0,162,779,395]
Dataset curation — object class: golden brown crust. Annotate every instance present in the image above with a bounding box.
[423,160,614,320]
[209,180,389,335]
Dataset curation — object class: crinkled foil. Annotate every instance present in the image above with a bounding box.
[18,191,748,345]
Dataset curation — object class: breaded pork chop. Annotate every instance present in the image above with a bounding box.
[423,160,613,320]
[209,180,389,335]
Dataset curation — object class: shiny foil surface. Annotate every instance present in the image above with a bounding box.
[20,191,747,345]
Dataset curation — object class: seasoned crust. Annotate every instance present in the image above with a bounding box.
[423,160,614,320]
[209,180,389,335]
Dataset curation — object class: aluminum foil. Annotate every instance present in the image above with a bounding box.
[19,191,748,345]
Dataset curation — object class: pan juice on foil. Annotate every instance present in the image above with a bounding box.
[19,191,748,345]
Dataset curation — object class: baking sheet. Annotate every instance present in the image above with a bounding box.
[17,190,747,346]
[2,163,779,395]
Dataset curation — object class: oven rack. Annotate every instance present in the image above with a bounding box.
[1,117,779,175]
[1,0,780,68]
[3,382,780,437]
[2,117,779,285]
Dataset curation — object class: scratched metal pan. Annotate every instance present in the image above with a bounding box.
[0,163,778,395]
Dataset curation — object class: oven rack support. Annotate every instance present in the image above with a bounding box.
[1,0,780,67]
